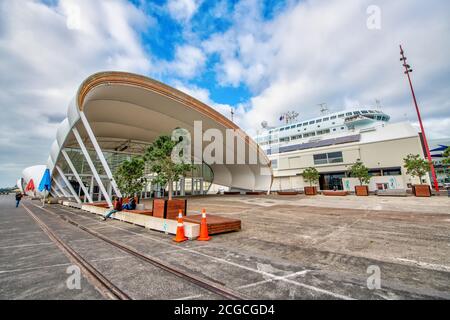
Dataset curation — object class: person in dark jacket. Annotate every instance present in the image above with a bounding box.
[122,197,136,210]
[15,193,23,208]
[102,196,122,221]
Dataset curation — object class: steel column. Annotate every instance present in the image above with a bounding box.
[52,177,70,198]
[55,165,81,203]
[72,127,113,207]
[79,112,122,198]
[61,149,93,203]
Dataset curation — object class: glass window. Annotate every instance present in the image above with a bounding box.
[280,137,290,142]
[361,110,368,114]
[280,128,285,131]
[271,159,278,169]
[346,112,352,116]
[316,119,322,123]
[313,154,328,165]
[302,122,308,126]
[383,168,401,176]
[309,120,315,124]
[331,115,337,119]
[323,117,329,121]
[297,124,302,127]
[338,114,345,118]
[354,111,361,115]
[327,152,343,163]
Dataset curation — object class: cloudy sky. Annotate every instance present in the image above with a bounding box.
[0,0,449,187]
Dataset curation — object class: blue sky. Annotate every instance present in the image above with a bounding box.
[0,0,449,187]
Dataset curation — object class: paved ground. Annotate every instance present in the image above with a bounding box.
[1,193,449,300]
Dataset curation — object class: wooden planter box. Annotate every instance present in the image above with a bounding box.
[323,191,348,196]
[355,185,369,196]
[277,191,299,195]
[224,191,241,195]
[152,199,187,220]
[412,184,431,197]
[304,186,317,195]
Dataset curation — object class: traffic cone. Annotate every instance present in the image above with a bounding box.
[197,208,211,241]
[173,209,188,243]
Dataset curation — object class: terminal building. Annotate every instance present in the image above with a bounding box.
[19,72,272,206]
[255,109,435,192]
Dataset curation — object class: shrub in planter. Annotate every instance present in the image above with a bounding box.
[302,167,319,196]
[114,157,146,204]
[355,185,369,196]
[145,135,193,201]
[403,154,431,197]
[348,160,370,196]
[304,186,317,195]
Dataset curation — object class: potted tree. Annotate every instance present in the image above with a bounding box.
[349,160,370,196]
[145,135,193,219]
[403,154,431,197]
[302,167,319,195]
[114,156,147,208]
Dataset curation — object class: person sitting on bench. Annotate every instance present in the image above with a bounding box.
[122,197,136,210]
[102,196,122,221]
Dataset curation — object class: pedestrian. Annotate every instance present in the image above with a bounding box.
[15,192,23,208]
[102,196,122,221]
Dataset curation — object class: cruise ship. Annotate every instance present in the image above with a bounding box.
[254,108,428,192]
[255,109,391,155]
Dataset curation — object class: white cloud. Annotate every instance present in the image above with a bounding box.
[203,0,450,136]
[167,0,202,22]
[167,45,206,78]
[0,0,153,186]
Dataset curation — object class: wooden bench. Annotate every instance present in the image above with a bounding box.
[124,209,153,216]
[184,214,241,235]
[323,191,348,196]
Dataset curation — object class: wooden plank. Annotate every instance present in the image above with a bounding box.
[184,214,241,235]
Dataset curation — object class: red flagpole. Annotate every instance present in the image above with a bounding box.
[400,45,439,192]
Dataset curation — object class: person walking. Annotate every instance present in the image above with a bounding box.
[15,192,23,208]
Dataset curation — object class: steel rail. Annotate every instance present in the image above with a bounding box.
[30,202,248,300]
[22,203,131,300]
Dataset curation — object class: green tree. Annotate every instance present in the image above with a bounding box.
[349,160,371,186]
[443,147,450,165]
[114,157,146,198]
[302,167,320,186]
[403,154,430,184]
[145,135,193,200]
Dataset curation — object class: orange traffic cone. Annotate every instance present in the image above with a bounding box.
[197,208,211,241]
[173,210,188,243]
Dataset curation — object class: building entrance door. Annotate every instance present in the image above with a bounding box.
[319,172,345,190]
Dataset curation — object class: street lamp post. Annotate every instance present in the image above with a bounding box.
[399,45,439,192]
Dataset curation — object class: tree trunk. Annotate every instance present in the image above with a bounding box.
[168,179,173,200]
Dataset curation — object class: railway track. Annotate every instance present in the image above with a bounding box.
[22,201,247,300]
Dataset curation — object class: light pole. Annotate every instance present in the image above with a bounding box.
[399,45,439,191]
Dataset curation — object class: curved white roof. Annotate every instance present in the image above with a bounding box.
[46,71,272,191]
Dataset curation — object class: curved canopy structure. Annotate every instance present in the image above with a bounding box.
[27,72,272,206]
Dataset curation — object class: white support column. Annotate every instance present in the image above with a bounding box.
[79,112,122,198]
[55,165,81,203]
[72,127,113,207]
[52,179,64,198]
[52,178,69,198]
[61,149,93,203]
